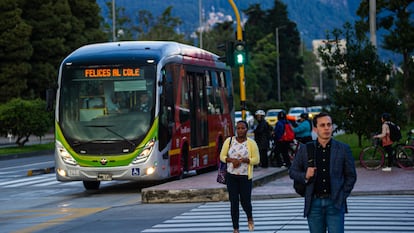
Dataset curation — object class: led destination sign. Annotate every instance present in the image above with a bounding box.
[84,68,141,78]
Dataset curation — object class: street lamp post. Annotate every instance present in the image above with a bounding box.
[112,0,116,42]
[276,27,281,102]
[199,0,203,48]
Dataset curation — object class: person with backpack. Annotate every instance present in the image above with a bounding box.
[272,110,294,168]
[254,110,270,168]
[294,112,313,144]
[289,112,357,233]
[373,112,400,172]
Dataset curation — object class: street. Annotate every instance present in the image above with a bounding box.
[1,154,414,233]
[140,196,414,233]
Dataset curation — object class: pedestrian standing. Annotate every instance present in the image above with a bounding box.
[294,112,313,144]
[254,110,270,168]
[289,112,357,233]
[272,110,292,168]
[373,112,394,171]
[220,120,260,233]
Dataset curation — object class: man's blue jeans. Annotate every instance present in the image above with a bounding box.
[307,197,345,233]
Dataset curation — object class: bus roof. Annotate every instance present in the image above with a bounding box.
[62,41,222,67]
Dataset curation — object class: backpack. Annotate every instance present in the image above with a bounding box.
[281,122,295,141]
[387,122,402,142]
[293,142,315,197]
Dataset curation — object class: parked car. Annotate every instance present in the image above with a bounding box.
[234,110,254,129]
[287,107,307,122]
[308,105,322,119]
[265,109,284,128]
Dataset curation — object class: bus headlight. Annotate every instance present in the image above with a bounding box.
[56,141,78,166]
[131,139,155,164]
[146,166,155,175]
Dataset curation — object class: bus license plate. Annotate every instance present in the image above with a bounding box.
[97,173,112,181]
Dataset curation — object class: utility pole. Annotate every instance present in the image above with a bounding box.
[199,0,203,48]
[228,0,246,120]
[369,0,377,47]
[112,0,116,42]
[276,27,281,102]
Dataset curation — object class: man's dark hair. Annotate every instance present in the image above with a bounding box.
[277,110,286,120]
[312,112,331,127]
[381,112,391,121]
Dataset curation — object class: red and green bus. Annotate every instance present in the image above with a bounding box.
[54,41,234,190]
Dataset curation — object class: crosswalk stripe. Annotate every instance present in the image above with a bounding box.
[142,196,414,233]
[0,173,126,188]
[0,174,48,186]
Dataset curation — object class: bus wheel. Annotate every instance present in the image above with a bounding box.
[83,181,100,190]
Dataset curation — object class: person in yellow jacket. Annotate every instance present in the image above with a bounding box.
[220,120,260,233]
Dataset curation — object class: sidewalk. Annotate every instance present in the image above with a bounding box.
[252,166,414,199]
[141,165,414,203]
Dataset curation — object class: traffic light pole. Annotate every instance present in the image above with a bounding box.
[228,0,246,121]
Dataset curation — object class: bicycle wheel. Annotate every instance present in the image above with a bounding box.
[359,145,385,170]
[395,145,414,170]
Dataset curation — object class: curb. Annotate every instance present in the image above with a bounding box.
[141,168,288,204]
[27,167,55,176]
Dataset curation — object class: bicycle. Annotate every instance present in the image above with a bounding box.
[394,129,414,170]
[268,138,300,166]
[359,130,414,170]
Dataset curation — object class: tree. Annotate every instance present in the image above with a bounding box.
[318,22,398,147]
[103,0,134,41]
[18,0,73,99]
[136,6,188,43]
[0,0,32,103]
[245,34,277,104]
[356,0,414,121]
[66,0,106,48]
[302,49,320,97]
[8,0,106,102]
[201,21,235,55]
[0,98,53,146]
[243,0,305,104]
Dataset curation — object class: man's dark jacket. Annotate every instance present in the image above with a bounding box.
[289,139,357,217]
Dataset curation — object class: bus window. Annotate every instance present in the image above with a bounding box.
[179,73,190,123]
[205,71,216,114]
[159,66,174,151]
[188,72,208,147]
[59,65,156,143]
[218,71,226,87]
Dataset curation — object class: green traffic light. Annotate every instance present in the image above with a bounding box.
[236,53,244,64]
[234,41,246,66]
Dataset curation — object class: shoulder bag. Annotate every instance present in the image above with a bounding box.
[216,137,233,184]
[293,141,315,196]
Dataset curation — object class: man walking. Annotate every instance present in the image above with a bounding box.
[289,112,357,233]
[254,110,270,168]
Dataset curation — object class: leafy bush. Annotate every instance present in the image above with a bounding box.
[0,98,53,146]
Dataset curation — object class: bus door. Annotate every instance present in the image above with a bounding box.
[188,72,208,148]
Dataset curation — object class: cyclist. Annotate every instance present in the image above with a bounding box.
[373,112,394,171]
[293,112,313,144]
[254,110,270,168]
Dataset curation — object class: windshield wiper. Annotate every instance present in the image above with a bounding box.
[85,124,136,147]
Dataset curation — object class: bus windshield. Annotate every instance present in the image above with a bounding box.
[59,64,156,147]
